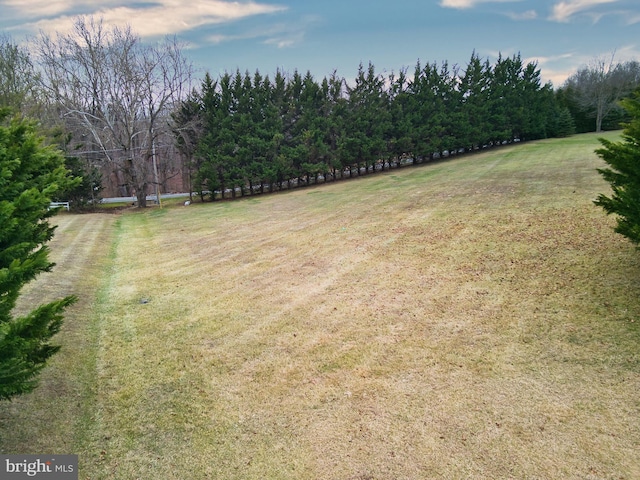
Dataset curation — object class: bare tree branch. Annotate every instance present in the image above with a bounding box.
[564,53,640,132]
[35,16,193,206]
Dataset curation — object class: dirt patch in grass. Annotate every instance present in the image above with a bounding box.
[2,133,640,479]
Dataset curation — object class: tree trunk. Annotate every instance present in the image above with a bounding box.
[596,102,604,132]
[136,185,148,208]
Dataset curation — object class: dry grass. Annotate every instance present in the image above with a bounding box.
[2,132,640,479]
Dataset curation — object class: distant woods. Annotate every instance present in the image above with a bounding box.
[175,53,570,200]
[559,55,640,133]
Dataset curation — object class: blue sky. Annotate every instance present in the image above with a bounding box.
[1,0,639,87]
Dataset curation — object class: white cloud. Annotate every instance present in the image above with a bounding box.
[610,44,640,62]
[439,0,521,9]
[2,0,138,18]
[541,68,576,86]
[528,46,640,85]
[505,9,538,20]
[439,0,477,7]
[261,15,320,49]
[14,1,287,38]
[549,0,618,23]
[526,53,579,85]
[208,34,229,45]
[205,16,318,50]
[624,11,640,25]
[263,35,300,49]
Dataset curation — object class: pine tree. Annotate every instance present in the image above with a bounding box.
[555,107,576,138]
[594,87,640,246]
[342,63,391,175]
[0,110,79,400]
[458,52,492,150]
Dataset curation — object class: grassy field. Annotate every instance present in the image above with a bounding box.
[1,132,639,479]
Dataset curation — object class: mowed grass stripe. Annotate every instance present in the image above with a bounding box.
[0,213,117,456]
[3,132,640,479]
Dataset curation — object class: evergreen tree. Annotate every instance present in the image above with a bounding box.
[0,110,78,400]
[189,50,573,200]
[458,52,492,150]
[388,67,415,165]
[436,62,463,154]
[555,107,576,138]
[520,62,550,140]
[594,87,640,246]
[490,53,524,142]
[324,72,347,178]
[172,88,204,201]
[60,155,103,207]
[198,72,238,199]
[298,71,331,182]
[409,61,455,159]
[284,70,309,183]
[556,84,595,133]
[342,63,391,175]
[265,70,292,190]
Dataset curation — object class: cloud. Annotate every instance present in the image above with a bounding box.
[528,46,640,85]
[549,0,618,22]
[524,52,579,85]
[12,0,287,38]
[263,34,301,49]
[206,15,319,49]
[505,9,538,20]
[610,44,640,62]
[2,0,92,17]
[439,0,521,9]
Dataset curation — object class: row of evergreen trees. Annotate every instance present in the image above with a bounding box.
[174,53,575,198]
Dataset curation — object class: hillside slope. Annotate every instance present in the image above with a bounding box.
[2,132,639,479]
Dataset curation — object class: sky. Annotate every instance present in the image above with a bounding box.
[1,0,639,87]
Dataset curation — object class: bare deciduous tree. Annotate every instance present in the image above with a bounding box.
[36,17,193,207]
[564,53,640,132]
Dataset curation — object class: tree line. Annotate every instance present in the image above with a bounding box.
[174,53,575,200]
[558,54,640,133]
[2,23,639,206]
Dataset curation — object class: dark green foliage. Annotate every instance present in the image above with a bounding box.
[60,156,103,208]
[183,52,565,199]
[556,85,595,133]
[341,63,391,174]
[407,61,455,159]
[0,110,78,400]
[594,88,640,246]
[458,52,492,149]
[387,68,414,162]
[555,107,576,138]
[172,88,204,200]
[0,297,76,400]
